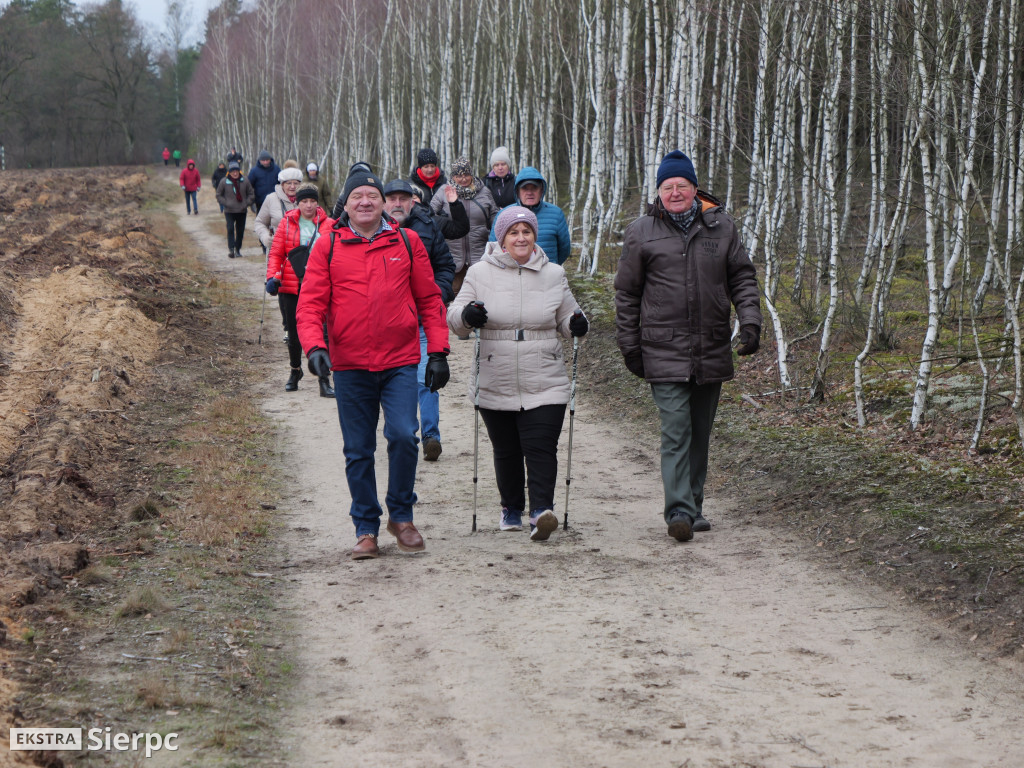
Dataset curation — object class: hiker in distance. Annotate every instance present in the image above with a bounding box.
[488,166,571,266]
[179,158,201,215]
[265,182,334,397]
[215,162,255,259]
[448,206,588,541]
[297,169,450,560]
[615,150,762,543]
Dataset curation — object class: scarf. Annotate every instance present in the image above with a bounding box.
[667,198,700,234]
[229,177,243,202]
[452,178,480,200]
[416,166,441,189]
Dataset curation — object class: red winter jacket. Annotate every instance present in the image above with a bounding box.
[179,162,202,192]
[266,207,331,295]
[296,219,449,371]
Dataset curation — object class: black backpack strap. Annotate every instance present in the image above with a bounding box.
[397,227,414,261]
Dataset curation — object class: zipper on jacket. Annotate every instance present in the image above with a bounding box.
[517,264,524,410]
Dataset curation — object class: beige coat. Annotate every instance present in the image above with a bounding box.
[448,241,582,411]
[254,185,298,248]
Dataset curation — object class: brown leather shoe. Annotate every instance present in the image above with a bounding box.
[386,520,425,552]
[351,534,379,559]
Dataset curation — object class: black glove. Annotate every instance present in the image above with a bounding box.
[736,324,760,356]
[307,347,332,378]
[462,301,487,328]
[265,278,280,296]
[423,352,450,392]
[569,311,588,337]
[624,353,645,379]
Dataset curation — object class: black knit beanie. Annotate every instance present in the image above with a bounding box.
[417,148,438,167]
[341,168,385,205]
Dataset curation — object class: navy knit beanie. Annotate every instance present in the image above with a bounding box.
[656,150,698,189]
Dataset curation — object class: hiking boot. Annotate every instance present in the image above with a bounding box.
[386,520,425,552]
[529,510,558,541]
[667,510,694,542]
[282,332,289,344]
[691,511,711,533]
[234,248,243,258]
[228,250,236,259]
[318,376,335,398]
[422,438,442,462]
[285,367,303,392]
[351,534,379,560]
[499,507,523,531]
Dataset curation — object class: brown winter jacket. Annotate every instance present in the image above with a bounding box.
[216,175,255,214]
[614,194,762,384]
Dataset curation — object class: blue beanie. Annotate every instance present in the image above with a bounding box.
[656,150,698,189]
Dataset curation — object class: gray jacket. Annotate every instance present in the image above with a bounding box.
[431,181,497,271]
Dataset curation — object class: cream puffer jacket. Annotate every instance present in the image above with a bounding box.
[254,185,298,248]
[448,241,583,411]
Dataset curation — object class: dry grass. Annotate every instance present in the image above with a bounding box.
[161,627,192,654]
[116,586,169,618]
[133,674,197,710]
[77,564,114,585]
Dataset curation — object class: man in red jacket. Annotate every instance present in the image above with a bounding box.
[179,159,202,215]
[297,169,451,560]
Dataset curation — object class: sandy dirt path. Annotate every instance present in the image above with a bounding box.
[175,181,1024,768]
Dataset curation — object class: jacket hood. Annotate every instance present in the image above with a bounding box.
[648,191,723,222]
[514,166,547,202]
[186,159,195,167]
[481,240,550,271]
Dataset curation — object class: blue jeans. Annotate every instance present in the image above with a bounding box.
[184,190,197,212]
[333,366,420,536]
[416,326,440,441]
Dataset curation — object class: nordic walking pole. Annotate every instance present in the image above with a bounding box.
[472,323,482,532]
[563,327,581,530]
[257,289,267,344]
[257,247,269,344]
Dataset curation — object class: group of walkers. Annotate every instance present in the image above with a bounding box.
[185,142,763,556]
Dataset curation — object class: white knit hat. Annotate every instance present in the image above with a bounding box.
[489,146,512,168]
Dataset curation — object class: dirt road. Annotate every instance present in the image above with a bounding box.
[176,183,1024,768]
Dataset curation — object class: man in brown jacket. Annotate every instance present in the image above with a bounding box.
[614,150,762,542]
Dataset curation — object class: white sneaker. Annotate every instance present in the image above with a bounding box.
[529,510,558,541]
[499,507,523,531]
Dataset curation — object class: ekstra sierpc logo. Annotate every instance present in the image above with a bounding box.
[10,728,178,758]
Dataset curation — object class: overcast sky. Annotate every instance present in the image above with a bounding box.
[76,0,221,46]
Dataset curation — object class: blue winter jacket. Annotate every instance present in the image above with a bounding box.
[488,166,571,265]
[248,159,282,210]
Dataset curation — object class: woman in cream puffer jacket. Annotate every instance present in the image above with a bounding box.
[448,206,588,542]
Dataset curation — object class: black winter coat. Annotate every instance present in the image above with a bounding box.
[428,200,470,240]
[400,206,456,304]
[483,173,517,208]
[410,169,447,205]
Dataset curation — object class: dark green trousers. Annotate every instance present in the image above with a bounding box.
[650,381,722,521]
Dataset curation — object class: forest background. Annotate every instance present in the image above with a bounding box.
[2,0,1023,457]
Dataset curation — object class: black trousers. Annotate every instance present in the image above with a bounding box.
[277,293,302,368]
[224,210,247,250]
[480,404,566,513]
